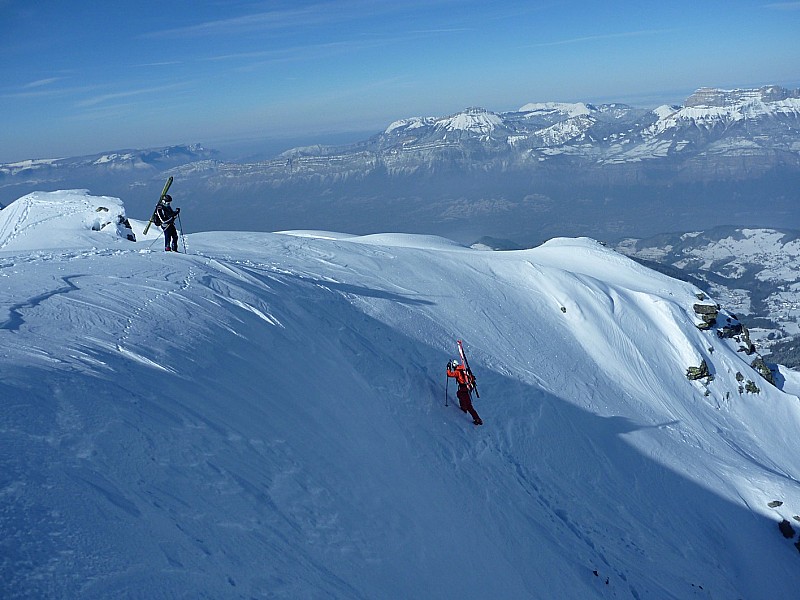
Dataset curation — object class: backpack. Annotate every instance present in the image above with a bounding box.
[152,209,162,227]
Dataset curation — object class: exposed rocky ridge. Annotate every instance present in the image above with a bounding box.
[684,85,800,107]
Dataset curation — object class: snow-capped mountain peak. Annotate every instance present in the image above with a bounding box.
[652,104,680,119]
[435,107,504,133]
[386,108,504,136]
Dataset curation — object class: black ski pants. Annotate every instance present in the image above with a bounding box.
[163,223,178,251]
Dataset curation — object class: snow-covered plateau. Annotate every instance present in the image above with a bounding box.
[2,191,800,599]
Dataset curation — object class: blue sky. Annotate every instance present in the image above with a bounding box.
[1,0,799,162]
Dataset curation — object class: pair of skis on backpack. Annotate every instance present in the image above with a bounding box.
[143,176,173,236]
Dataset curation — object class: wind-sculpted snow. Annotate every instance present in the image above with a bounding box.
[2,191,800,599]
[0,190,132,252]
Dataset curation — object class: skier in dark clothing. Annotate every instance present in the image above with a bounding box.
[447,359,483,425]
[156,194,180,252]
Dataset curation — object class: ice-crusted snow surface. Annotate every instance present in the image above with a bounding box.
[2,191,800,599]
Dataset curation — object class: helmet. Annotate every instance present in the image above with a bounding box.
[451,359,459,367]
[163,194,172,203]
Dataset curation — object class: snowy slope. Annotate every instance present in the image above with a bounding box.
[2,192,800,599]
[617,227,800,347]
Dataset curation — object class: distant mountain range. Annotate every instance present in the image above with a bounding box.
[275,85,800,177]
[0,143,217,180]
[2,85,799,243]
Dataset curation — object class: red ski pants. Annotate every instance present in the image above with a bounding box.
[457,386,481,422]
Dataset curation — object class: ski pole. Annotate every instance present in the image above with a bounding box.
[147,233,161,251]
[445,371,449,407]
[177,213,187,254]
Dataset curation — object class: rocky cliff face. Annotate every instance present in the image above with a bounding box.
[684,85,800,107]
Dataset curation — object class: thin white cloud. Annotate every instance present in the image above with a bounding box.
[144,7,314,38]
[143,2,371,39]
[2,85,77,100]
[143,0,463,39]
[764,2,800,9]
[76,83,188,108]
[201,28,453,69]
[407,27,473,34]
[0,77,69,97]
[531,29,676,48]
[204,36,386,64]
[23,78,63,89]
[132,61,184,68]
[138,27,449,81]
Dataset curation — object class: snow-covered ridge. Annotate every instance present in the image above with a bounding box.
[536,114,596,146]
[3,191,800,599]
[384,116,437,134]
[0,190,137,251]
[518,101,594,118]
[652,104,679,119]
[386,108,504,135]
[0,144,216,176]
[647,85,800,135]
[685,85,800,108]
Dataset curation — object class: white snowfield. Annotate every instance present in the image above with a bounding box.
[2,191,800,599]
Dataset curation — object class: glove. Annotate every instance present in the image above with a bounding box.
[176,207,180,213]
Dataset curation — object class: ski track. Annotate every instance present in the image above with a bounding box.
[0,194,86,251]
[117,257,198,356]
[0,198,29,250]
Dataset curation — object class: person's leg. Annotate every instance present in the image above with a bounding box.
[458,389,482,424]
[457,389,469,412]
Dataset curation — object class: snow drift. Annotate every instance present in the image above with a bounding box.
[2,191,800,599]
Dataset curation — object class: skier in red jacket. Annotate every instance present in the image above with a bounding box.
[447,359,483,425]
